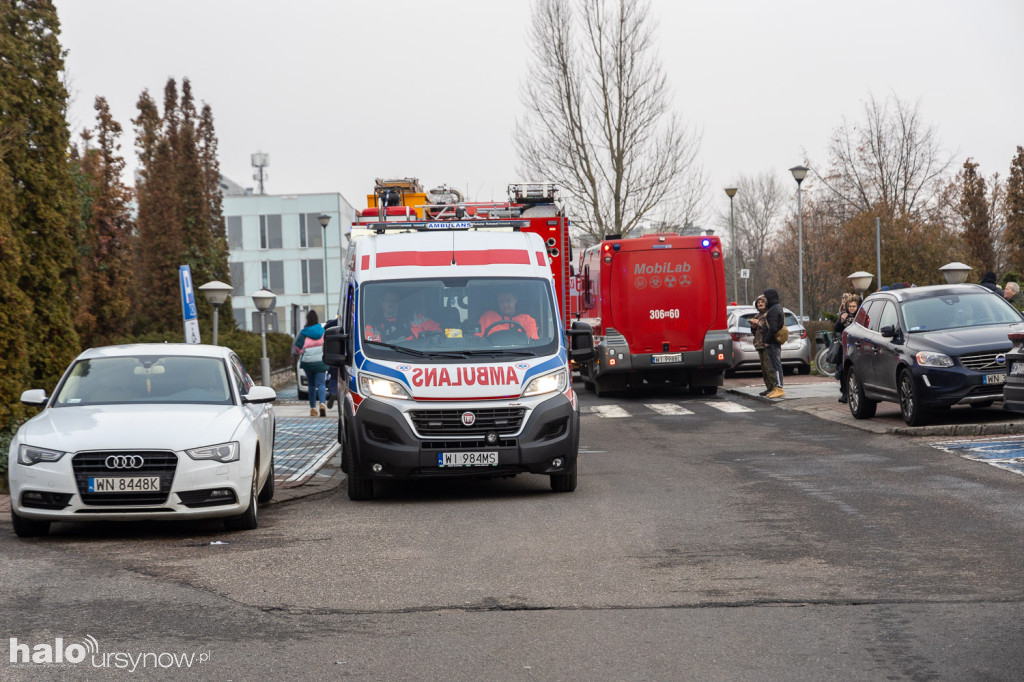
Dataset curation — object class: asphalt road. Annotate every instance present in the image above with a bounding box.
[3,384,1024,680]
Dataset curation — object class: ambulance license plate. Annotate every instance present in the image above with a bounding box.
[438,452,499,467]
[652,353,682,364]
[983,373,1006,385]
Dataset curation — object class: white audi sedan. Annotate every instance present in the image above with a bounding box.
[9,344,276,537]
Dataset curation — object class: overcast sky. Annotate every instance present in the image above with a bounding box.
[54,0,1023,223]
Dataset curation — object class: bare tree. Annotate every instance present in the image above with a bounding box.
[816,92,954,221]
[717,171,788,302]
[515,0,706,245]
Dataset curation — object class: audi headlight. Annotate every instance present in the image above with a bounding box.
[186,442,240,462]
[522,369,567,397]
[915,351,954,368]
[18,445,66,466]
[359,375,411,400]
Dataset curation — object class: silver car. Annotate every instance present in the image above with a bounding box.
[727,305,812,375]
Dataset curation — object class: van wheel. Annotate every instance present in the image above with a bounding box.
[700,385,718,396]
[898,369,930,426]
[225,464,259,531]
[346,430,374,501]
[847,368,877,419]
[11,509,50,538]
[550,460,577,492]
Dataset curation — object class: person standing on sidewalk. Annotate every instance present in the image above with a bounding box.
[834,294,861,403]
[747,294,775,396]
[294,310,329,417]
[762,288,785,399]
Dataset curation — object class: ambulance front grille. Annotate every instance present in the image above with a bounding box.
[409,408,525,436]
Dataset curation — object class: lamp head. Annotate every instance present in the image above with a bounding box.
[251,289,277,312]
[318,213,331,229]
[198,280,233,306]
[789,165,809,184]
[724,187,738,198]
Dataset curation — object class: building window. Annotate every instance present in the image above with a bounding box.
[229,262,245,296]
[261,260,284,292]
[233,307,246,330]
[301,259,324,294]
[259,214,282,249]
[226,216,243,249]
[299,212,322,248]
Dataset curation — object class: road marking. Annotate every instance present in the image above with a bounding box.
[932,437,1024,476]
[644,403,695,416]
[704,401,754,413]
[590,405,631,418]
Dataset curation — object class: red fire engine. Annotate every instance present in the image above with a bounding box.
[353,178,576,330]
[574,233,732,396]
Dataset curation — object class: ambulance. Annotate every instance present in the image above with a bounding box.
[323,222,595,500]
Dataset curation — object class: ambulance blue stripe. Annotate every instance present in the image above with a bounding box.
[519,347,568,385]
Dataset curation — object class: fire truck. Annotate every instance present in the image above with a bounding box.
[574,233,732,396]
[354,178,577,329]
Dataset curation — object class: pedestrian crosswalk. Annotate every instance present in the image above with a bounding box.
[584,400,755,419]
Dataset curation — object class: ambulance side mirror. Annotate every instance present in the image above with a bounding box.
[568,322,595,361]
[324,326,349,367]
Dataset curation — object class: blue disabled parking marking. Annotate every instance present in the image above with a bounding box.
[932,437,1024,476]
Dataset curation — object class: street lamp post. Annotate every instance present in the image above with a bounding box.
[789,165,809,321]
[198,280,233,346]
[847,271,874,296]
[725,186,738,304]
[939,262,973,285]
[251,289,276,386]
[318,213,331,319]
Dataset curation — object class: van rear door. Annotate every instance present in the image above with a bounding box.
[610,246,720,353]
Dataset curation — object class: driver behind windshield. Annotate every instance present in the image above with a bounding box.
[364,290,440,342]
[478,290,539,340]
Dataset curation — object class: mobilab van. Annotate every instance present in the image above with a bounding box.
[324,223,594,500]
[575,233,732,396]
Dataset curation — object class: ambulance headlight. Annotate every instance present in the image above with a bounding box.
[359,375,412,400]
[522,369,567,397]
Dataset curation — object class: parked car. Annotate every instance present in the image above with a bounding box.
[844,284,1024,426]
[296,358,308,400]
[726,305,812,375]
[1003,330,1024,413]
[8,344,277,537]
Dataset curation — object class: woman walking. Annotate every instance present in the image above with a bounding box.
[294,310,329,417]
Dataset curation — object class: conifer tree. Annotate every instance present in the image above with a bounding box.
[957,159,995,274]
[76,97,135,346]
[1005,147,1024,273]
[0,1,80,429]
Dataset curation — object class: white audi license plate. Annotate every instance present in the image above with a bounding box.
[652,353,682,364]
[983,373,1006,385]
[438,452,498,468]
[88,476,161,493]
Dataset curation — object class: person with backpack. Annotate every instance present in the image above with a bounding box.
[762,288,786,399]
[294,310,329,417]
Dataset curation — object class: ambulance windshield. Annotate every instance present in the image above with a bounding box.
[360,277,559,358]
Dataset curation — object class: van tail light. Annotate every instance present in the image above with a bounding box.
[731,333,742,342]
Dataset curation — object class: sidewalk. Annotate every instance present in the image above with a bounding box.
[0,398,343,518]
[726,373,1024,437]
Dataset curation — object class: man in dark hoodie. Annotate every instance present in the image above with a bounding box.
[762,288,785,399]
[979,271,1002,294]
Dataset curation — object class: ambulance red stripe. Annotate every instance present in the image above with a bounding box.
[374,249,531,268]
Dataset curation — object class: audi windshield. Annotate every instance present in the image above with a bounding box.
[52,355,234,406]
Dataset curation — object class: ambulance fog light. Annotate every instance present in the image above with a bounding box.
[522,369,568,397]
[359,375,411,400]
[552,458,564,468]
[372,463,384,473]
[486,432,498,445]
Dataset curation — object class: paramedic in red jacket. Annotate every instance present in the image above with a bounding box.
[364,290,440,342]
[478,291,539,340]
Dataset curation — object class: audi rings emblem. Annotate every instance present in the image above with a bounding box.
[105,454,144,469]
[461,411,476,427]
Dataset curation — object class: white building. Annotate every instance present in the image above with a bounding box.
[223,191,355,336]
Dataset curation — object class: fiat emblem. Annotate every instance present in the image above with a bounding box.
[461,411,476,426]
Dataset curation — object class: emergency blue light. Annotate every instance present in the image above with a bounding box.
[613,243,621,251]
[701,238,711,248]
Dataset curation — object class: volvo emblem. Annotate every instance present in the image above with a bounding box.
[105,455,144,469]
[461,411,476,426]
[996,354,1007,366]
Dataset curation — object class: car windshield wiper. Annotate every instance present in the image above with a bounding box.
[364,340,429,357]
[462,349,539,357]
